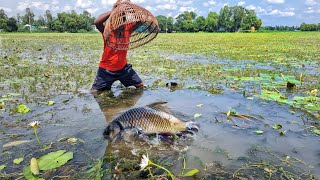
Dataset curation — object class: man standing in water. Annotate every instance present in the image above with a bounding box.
[90,6,144,93]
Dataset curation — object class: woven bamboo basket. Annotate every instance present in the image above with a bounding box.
[103,0,159,50]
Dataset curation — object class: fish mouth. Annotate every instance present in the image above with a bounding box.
[186,122,200,132]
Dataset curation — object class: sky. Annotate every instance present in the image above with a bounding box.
[0,0,319,26]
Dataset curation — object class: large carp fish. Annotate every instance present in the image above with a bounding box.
[103,102,199,140]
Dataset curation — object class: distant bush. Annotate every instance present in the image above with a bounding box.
[77,29,88,33]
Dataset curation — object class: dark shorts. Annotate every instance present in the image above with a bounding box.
[91,64,142,91]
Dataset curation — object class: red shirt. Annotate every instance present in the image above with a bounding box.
[99,24,133,71]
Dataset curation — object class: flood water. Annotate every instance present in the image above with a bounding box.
[0,34,319,179]
[95,87,320,179]
[2,87,319,179]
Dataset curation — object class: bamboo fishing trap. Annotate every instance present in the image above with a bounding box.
[103,0,160,50]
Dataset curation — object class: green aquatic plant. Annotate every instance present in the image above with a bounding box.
[24,150,74,180]
[140,154,174,180]
[13,157,24,165]
[28,121,43,148]
[17,104,30,114]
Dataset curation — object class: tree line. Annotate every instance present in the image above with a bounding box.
[260,24,320,32]
[0,8,94,33]
[156,5,262,33]
[0,6,319,33]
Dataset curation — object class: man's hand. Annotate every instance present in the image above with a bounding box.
[94,11,112,33]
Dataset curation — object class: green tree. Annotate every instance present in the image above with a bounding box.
[16,13,22,25]
[22,8,35,25]
[205,11,219,32]
[232,6,245,32]
[79,10,94,31]
[300,23,318,31]
[242,9,262,31]
[52,19,63,32]
[195,16,205,32]
[0,9,8,31]
[45,10,53,30]
[156,15,167,32]
[167,17,174,33]
[218,6,233,32]
[35,16,46,26]
[6,17,18,32]
[175,11,197,32]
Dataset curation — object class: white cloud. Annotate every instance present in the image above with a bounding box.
[157,4,177,10]
[267,9,295,16]
[132,0,145,4]
[304,6,320,13]
[52,0,59,5]
[145,5,157,12]
[86,8,100,14]
[179,6,195,12]
[238,1,246,6]
[305,0,317,6]
[17,1,50,11]
[178,1,193,6]
[0,7,12,13]
[76,0,93,9]
[101,0,117,7]
[17,1,30,11]
[208,0,216,5]
[246,5,256,10]
[32,1,50,10]
[266,0,285,4]
[62,5,72,12]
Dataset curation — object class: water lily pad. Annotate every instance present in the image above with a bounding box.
[255,130,264,134]
[182,168,199,177]
[313,129,320,135]
[257,90,293,105]
[48,101,55,105]
[228,76,260,81]
[194,113,202,118]
[13,157,24,164]
[67,138,77,143]
[38,150,73,170]
[196,104,203,108]
[304,103,320,111]
[272,124,282,130]
[0,164,6,171]
[23,165,44,180]
[17,104,30,114]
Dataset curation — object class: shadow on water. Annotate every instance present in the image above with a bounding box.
[91,87,319,179]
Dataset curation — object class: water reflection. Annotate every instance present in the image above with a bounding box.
[94,88,144,123]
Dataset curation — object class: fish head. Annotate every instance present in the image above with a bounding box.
[186,121,200,133]
[103,121,122,140]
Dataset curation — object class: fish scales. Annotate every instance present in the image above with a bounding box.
[104,104,199,140]
[114,107,184,133]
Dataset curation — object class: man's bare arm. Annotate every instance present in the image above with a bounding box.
[94,11,112,33]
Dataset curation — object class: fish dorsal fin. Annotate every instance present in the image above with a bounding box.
[147,101,172,114]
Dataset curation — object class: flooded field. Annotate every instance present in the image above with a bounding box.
[0,32,319,179]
